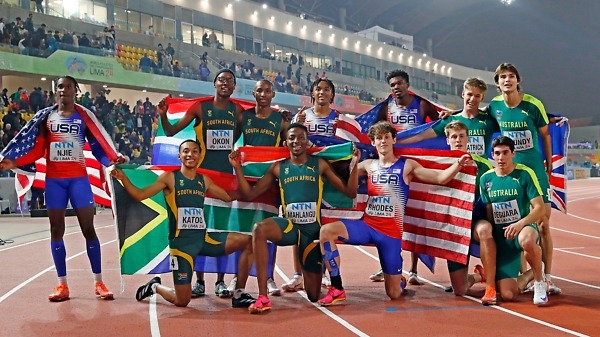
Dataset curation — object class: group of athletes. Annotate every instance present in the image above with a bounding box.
[0,61,561,312]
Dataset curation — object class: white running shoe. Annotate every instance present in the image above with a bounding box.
[369,269,384,282]
[408,272,424,285]
[267,278,281,296]
[282,274,304,292]
[321,274,331,288]
[547,279,562,295]
[227,277,237,292]
[533,280,549,306]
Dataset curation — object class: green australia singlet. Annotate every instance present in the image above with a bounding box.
[242,108,283,146]
[486,94,549,170]
[165,170,206,240]
[432,110,500,156]
[279,155,323,226]
[194,101,238,173]
[479,164,543,227]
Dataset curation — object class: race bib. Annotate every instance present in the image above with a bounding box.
[285,202,317,224]
[177,207,206,229]
[491,199,521,225]
[49,141,82,162]
[467,136,485,155]
[365,196,396,218]
[206,129,233,150]
[503,130,533,151]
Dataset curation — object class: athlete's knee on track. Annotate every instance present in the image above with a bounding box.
[174,298,191,307]
[499,288,518,302]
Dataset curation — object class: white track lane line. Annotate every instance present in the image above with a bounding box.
[274,265,369,337]
[352,246,589,337]
[0,239,116,303]
[0,225,114,252]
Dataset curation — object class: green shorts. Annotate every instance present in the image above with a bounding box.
[272,217,322,273]
[169,230,229,285]
[493,224,539,280]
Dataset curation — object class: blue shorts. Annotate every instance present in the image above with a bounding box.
[45,177,94,210]
[341,219,403,275]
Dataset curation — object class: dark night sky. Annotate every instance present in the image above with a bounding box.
[254,0,600,121]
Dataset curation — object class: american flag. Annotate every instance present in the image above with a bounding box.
[14,144,112,208]
[1,104,119,209]
[332,94,476,265]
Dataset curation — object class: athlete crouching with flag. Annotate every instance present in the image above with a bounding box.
[317,121,472,305]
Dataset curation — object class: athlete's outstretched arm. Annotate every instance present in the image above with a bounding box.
[204,175,235,202]
[229,150,278,200]
[396,128,436,144]
[157,99,202,136]
[407,154,472,185]
[111,168,172,201]
[320,146,361,198]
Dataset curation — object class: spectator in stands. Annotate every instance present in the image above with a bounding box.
[45,32,57,52]
[62,31,74,45]
[139,53,153,73]
[47,91,55,106]
[0,18,5,39]
[209,31,217,47]
[53,30,61,43]
[298,55,304,66]
[166,43,175,58]
[145,25,154,35]
[29,87,43,112]
[79,32,90,48]
[202,32,209,47]
[34,0,44,14]
[143,97,153,114]
[156,43,164,68]
[290,53,298,65]
[24,13,34,34]
[18,31,31,54]
[321,71,326,79]
[1,88,8,107]
[201,52,208,63]
[295,67,302,84]
[32,23,46,49]
[199,63,210,81]
[173,61,181,77]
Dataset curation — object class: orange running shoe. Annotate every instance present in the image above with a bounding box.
[248,295,272,314]
[48,284,70,302]
[473,264,486,283]
[481,285,497,306]
[95,282,114,300]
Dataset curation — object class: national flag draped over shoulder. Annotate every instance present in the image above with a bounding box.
[333,94,475,265]
[152,96,255,165]
[13,144,112,208]
[1,104,118,208]
[112,163,279,275]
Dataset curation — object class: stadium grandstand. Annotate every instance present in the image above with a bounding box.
[0,1,599,335]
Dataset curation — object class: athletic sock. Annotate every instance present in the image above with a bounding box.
[86,239,102,274]
[94,273,103,283]
[233,289,245,299]
[51,240,67,278]
[331,275,343,290]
